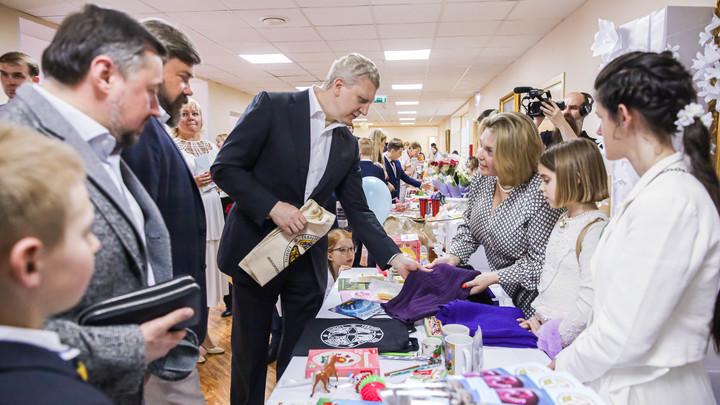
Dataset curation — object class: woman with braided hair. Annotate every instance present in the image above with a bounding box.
[553,51,720,404]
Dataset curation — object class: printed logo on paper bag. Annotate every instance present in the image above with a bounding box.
[320,324,383,348]
[283,234,320,267]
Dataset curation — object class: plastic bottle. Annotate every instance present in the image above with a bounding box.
[473,325,484,371]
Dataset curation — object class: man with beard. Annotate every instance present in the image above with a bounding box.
[540,91,599,145]
[121,18,206,404]
[122,18,207,352]
[0,5,193,404]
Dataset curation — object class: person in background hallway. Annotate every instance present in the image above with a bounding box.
[215,132,234,318]
[172,98,228,363]
[0,51,39,103]
[384,138,430,201]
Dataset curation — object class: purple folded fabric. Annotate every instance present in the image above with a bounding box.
[436,300,538,349]
[381,264,479,323]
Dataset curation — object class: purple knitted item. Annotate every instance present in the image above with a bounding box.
[536,318,563,359]
[381,263,479,323]
[436,300,538,349]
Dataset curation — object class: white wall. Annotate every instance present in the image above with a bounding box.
[473,0,714,137]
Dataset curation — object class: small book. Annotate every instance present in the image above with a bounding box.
[77,275,201,331]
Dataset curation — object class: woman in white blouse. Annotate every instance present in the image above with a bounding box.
[173,98,229,359]
[430,112,563,317]
[554,51,720,404]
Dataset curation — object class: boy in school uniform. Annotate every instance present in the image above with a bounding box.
[0,123,112,404]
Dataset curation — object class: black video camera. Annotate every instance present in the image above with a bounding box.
[513,86,566,118]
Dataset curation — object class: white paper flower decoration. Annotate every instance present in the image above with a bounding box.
[591,19,623,63]
[665,43,680,60]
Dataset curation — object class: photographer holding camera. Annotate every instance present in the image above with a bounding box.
[540,92,597,144]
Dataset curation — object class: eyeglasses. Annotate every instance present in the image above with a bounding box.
[330,247,355,255]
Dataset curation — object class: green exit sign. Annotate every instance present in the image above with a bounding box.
[374,95,387,103]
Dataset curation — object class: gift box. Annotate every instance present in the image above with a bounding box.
[306,348,380,378]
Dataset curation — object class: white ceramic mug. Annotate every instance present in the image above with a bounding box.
[444,334,473,375]
[421,337,442,359]
[442,324,470,340]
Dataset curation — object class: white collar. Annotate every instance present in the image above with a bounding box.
[159,105,171,125]
[308,86,344,132]
[34,85,116,161]
[0,325,79,360]
[360,158,373,162]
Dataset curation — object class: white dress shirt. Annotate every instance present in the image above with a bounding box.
[0,325,79,361]
[304,87,344,202]
[35,86,155,285]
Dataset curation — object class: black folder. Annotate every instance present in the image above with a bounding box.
[78,275,201,331]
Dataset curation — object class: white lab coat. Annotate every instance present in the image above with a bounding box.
[555,153,720,404]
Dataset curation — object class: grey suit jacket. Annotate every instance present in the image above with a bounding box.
[0,85,173,405]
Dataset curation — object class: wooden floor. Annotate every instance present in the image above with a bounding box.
[198,307,277,404]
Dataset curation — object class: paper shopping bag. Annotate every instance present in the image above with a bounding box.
[239,199,335,286]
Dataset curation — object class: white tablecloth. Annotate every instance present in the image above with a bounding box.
[266,268,549,405]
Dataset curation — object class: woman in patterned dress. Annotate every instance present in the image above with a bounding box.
[429,112,562,317]
[173,98,228,360]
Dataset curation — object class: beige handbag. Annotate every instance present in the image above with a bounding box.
[239,199,336,286]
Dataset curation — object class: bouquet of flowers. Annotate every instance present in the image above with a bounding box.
[437,159,459,177]
[456,169,472,197]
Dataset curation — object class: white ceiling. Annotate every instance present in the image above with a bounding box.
[1,0,587,125]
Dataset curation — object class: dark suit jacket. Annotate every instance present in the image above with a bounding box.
[0,85,172,404]
[358,159,386,182]
[0,341,112,404]
[211,90,400,290]
[384,155,421,200]
[122,117,208,341]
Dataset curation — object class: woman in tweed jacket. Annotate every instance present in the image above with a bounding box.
[430,112,562,317]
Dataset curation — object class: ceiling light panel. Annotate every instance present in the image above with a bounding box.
[392,84,422,90]
[239,54,293,64]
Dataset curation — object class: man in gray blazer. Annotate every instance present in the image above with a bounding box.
[0,5,193,404]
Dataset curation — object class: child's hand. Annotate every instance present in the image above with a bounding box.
[517,317,541,334]
[338,265,352,272]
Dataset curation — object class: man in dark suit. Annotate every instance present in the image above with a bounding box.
[384,137,428,200]
[120,19,207,403]
[0,6,192,403]
[212,53,428,405]
[122,18,207,347]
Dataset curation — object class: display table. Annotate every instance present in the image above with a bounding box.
[266,268,550,405]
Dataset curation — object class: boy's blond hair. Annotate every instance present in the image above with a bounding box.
[358,137,374,157]
[0,123,85,260]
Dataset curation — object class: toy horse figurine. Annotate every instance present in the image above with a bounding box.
[311,354,339,396]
